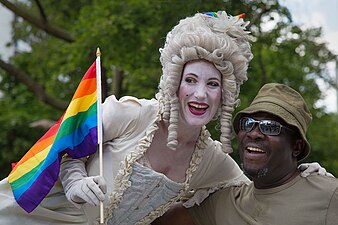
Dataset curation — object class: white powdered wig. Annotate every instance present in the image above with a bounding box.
[156,11,253,153]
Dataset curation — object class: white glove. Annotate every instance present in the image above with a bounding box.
[60,155,107,208]
[298,162,334,178]
[66,175,107,206]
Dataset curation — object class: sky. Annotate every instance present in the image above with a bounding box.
[280,0,338,113]
[0,4,13,60]
[0,1,337,112]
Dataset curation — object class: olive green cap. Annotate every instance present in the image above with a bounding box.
[233,83,312,161]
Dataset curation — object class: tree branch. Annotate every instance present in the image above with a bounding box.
[0,58,68,110]
[34,0,48,22]
[0,0,74,42]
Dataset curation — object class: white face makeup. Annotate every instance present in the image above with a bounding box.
[178,60,222,127]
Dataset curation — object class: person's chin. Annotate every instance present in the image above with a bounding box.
[183,115,211,127]
[242,163,269,179]
[187,120,209,127]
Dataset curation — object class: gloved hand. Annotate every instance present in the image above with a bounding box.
[299,162,334,178]
[66,175,107,206]
[60,155,107,208]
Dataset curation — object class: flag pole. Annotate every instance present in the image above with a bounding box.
[96,48,104,224]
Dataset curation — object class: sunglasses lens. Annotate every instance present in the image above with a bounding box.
[260,120,281,135]
[239,117,283,135]
[240,117,255,132]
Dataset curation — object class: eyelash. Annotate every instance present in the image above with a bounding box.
[208,81,220,87]
[185,77,195,83]
[185,77,220,88]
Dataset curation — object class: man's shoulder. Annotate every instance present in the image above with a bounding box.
[303,174,338,192]
[305,173,338,182]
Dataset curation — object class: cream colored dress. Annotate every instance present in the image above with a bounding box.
[0,95,249,225]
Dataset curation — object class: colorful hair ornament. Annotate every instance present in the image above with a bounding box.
[203,12,220,18]
[235,13,246,19]
[203,11,246,20]
[201,11,250,37]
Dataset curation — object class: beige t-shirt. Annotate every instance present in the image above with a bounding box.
[189,174,338,225]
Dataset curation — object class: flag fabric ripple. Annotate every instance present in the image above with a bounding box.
[8,61,99,213]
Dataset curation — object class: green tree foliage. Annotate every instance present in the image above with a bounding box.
[0,0,337,179]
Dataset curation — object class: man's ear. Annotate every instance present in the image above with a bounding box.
[292,139,306,158]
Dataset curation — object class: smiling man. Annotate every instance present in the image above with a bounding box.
[152,83,338,225]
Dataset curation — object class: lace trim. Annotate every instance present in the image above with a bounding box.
[137,127,210,224]
[99,105,210,224]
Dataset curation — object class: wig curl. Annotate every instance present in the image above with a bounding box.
[156,11,253,153]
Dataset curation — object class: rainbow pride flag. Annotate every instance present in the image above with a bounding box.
[8,60,101,213]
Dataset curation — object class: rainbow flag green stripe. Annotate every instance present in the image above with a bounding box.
[55,102,97,141]
[10,159,44,190]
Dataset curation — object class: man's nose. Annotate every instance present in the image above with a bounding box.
[247,124,265,139]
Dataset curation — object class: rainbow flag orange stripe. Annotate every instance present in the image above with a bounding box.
[8,61,99,213]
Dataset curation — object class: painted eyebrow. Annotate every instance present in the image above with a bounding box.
[184,73,220,80]
[183,72,198,77]
[209,77,221,81]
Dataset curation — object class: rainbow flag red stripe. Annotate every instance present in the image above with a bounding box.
[8,61,99,213]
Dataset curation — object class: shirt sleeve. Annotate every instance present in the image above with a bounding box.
[102,95,143,142]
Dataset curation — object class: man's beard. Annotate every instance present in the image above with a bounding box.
[241,163,269,179]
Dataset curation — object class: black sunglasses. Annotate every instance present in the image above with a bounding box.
[239,117,295,136]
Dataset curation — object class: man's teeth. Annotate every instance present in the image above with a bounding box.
[247,147,265,153]
[189,103,207,109]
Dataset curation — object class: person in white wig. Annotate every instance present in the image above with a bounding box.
[0,11,327,225]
